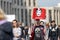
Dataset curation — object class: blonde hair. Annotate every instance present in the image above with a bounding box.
[0,8,6,20]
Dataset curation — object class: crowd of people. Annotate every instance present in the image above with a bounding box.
[0,8,60,40]
[12,19,29,40]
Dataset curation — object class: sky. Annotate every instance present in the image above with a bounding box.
[37,0,60,7]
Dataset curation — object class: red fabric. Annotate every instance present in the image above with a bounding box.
[30,26,36,40]
[32,8,46,20]
[30,26,45,40]
[30,31,34,40]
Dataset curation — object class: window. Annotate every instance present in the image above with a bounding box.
[49,10,52,23]
[21,9,23,22]
[59,10,60,23]
[15,8,19,20]
[17,0,19,5]
[29,9,31,16]
[7,2,9,14]
[57,10,58,24]
[10,3,12,14]
[17,9,19,21]
[18,9,19,15]
[21,0,23,6]
[33,0,35,6]
[12,0,15,4]
[25,9,27,26]
[4,1,6,12]
[29,9,31,25]
[15,8,16,15]
[54,10,55,20]
[12,0,13,3]
[24,0,26,6]
[1,0,2,8]
[29,0,31,6]
[14,0,16,4]
[12,8,14,14]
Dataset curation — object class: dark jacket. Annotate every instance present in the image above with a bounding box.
[0,22,13,40]
[24,29,28,35]
[48,25,59,38]
[58,28,60,38]
[20,26,24,38]
[30,25,45,40]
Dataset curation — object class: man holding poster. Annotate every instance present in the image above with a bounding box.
[31,8,46,40]
[32,8,46,19]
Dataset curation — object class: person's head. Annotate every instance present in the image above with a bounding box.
[0,8,6,20]
[36,21,40,26]
[46,23,49,28]
[51,20,55,26]
[18,22,22,26]
[40,21,44,25]
[25,26,28,29]
[12,19,18,28]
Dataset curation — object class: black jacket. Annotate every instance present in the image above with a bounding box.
[34,25,45,40]
[0,22,13,40]
[48,25,59,38]
[20,26,24,38]
[58,28,60,38]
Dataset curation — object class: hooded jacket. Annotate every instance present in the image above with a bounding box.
[0,20,13,40]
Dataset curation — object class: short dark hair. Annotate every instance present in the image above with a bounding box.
[51,20,55,23]
[40,21,44,24]
[13,19,18,22]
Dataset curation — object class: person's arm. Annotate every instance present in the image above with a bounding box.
[57,28,59,38]
[43,26,46,35]
[48,29,51,40]
[30,26,35,40]
[28,27,32,38]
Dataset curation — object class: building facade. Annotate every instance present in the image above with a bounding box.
[0,0,37,26]
[0,0,60,26]
[0,0,12,14]
[39,7,60,25]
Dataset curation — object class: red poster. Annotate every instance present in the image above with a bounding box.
[32,8,46,20]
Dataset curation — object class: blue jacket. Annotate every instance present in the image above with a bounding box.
[0,22,13,40]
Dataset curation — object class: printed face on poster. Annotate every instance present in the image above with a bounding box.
[32,8,46,20]
[36,8,42,16]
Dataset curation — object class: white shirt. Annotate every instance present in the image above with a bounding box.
[28,27,32,37]
[13,27,21,37]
